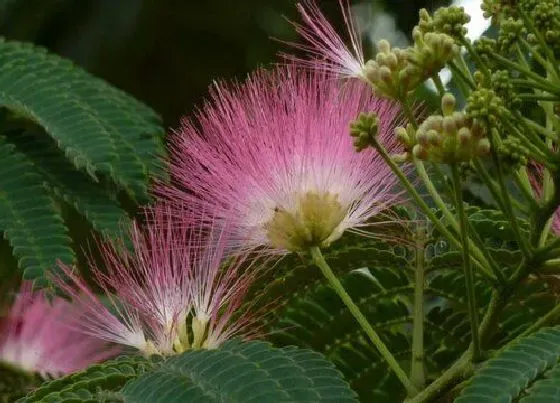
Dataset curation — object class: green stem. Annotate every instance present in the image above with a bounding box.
[448,60,475,92]
[407,290,505,402]
[513,168,539,211]
[310,247,418,396]
[405,352,471,403]
[518,93,560,102]
[415,160,495,280]
[371,140,496,282]
[410,222,426,389]
[493,54,560,96]
[473,159,528,214]
[535,237,560,262]
[431,74,446,98]
[523,117,557,141]
[518,8,560,80]
[512,78,560,94]
[488,129,532,259]
[461,38,491,79]
[451,164,481,362]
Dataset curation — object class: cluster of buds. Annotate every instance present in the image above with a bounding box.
[364,31,459,100]
[497,136,529,168]
[349,112,379,151]
[482,0,560,50]
[466,88,506,128]
[488,70,521,109]
[481,0,519,23]
[529,1,560,50]
[396,94,490,164]
[473,37,498,68]
[417,6,470,40]
[497,17,527,52]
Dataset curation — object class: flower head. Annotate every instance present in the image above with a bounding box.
[0,282,116,377]
[529,164,560,235]
[285,0,366,79]
[55,206,262,355]
[158,66,404,255]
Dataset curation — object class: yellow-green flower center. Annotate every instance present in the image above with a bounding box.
[264,192,347,252]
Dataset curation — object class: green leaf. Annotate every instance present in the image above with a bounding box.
[5,130,130,238]
[267,266,411,402]
[456,326,560,402]
[19,355,158,403]
[0,138,73,284]
[121,340,357,403]
[0,38,164,202]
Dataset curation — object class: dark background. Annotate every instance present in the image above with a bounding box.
[0,0,450,130]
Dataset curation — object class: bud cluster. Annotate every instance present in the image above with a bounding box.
[482,0,560,51]
[489,70,521,109]
[350,112,379,151]
[497,18,527,52]
[418,6,470,40]
[397,94,490,164]
[466,88,507,128]
[364,31,459,100]
[497,136,529,168]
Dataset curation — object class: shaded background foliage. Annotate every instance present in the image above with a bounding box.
[0,0,450,128]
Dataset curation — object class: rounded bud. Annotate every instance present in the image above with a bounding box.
[458,127,471,145]
[441,93,456,116]
[395,127,410,145]
[364,60,380,83]
[452,111,465,128]
[413,144,428,160]
[427,130,442,145]
[379,67,392,83]
[476,138,491,155]
[442,116,456,133]
[417,131,430,146]
[412,27,423,43]
[387,53,399,69]
[392,152,410,163]
[378,40,391,54]
[376,52,389,65]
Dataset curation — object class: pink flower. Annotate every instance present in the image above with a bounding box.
[55,206,262,355]
[284,0,366,79]
[158,66,404,255]
[529,164,560,235]
[0,282,116,377]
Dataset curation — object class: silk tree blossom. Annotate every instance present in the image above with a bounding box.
[0,282,116,378]
[158,66,405,255]
[529,164,560,235]
[285,0,367,80]
[55,206,263,356]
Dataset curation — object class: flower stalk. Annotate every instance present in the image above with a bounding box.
[310,246,419,396]
[410,222,426,390]
[451,163,481,362]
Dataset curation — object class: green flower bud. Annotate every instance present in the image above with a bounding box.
[349,112,379,152]
[441,93,456,116]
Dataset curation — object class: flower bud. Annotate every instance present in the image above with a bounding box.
[413,144,428,159]
[458,127,471,145]
[476,138,491,155]
[441,93,456,116]
[378,40,391,54]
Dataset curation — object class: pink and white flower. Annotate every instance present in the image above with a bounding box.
[0,282,116,377]
[56,206,262,355]
[284,0,366,80]
[158,66,404,255]
[529,164,560,235]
